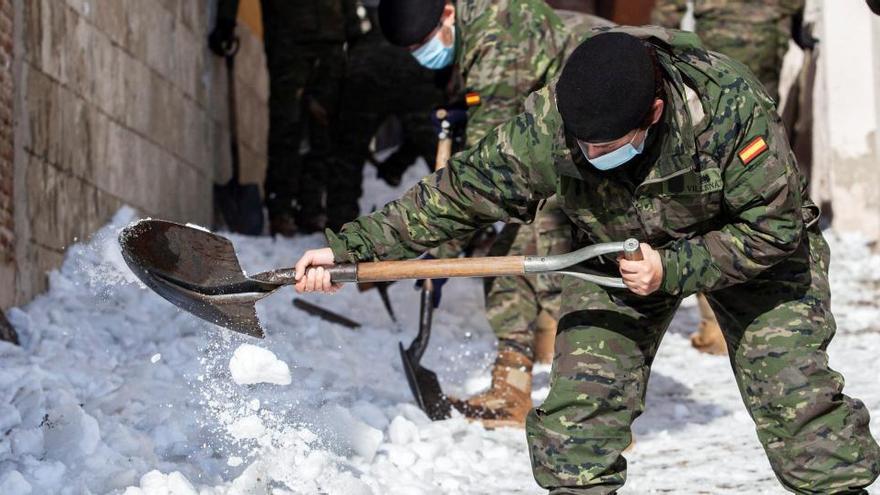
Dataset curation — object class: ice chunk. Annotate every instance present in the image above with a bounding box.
[229,344,291,386]
[319,405,383,462]
[150,353,161,364]
[133,470,198,495]
[388,416,418,445]
[227,415,266,440]
[0,471,32,494]
[43,402,101,461]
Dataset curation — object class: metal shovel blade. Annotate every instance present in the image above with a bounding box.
[118,219,270,337]
[398,279,452,421]
[399,343,452,420]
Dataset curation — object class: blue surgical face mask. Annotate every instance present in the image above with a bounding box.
[412,26,455,70]
[578,128,649,171]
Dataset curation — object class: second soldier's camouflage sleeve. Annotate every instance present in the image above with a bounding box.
[457,0,566,143]
[660,99,804,296]
[326,109,560,263]
[651,0,688,29]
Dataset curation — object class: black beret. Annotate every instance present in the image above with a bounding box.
[378,0,446,47]
[556,33,656,142]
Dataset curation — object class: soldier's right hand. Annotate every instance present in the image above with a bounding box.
[294,248,343,294]
[208,18,237,57]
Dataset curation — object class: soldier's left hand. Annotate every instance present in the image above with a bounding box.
[618,243,663,296]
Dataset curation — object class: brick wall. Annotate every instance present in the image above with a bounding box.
[3,0,268,307]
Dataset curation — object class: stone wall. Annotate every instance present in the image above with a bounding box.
[0,0,15,308]
[1,0,268,308]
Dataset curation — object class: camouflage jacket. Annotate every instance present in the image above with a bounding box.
[653,0,805,28]
[327,26,818,297]
[217,0,360,43]
[453,0,607,143]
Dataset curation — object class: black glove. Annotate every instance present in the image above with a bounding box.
[791,10,817,51]
[208,18,237,57]
[868,0,880,16]
[430,107,468,138]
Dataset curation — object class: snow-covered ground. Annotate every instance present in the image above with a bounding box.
[1,161,879,494]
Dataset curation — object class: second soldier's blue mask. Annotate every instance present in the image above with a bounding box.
[412,26,455,70]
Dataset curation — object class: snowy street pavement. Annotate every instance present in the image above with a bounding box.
[0,162,878,494]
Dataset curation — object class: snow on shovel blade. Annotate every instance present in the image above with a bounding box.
[118,219,270,338]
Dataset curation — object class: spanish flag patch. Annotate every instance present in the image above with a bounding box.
[738,136,769,165]
[465,92,481,107]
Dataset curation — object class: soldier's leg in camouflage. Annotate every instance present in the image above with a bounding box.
[690,292,727,355]
[708,228,880,494]
[264,37,312,236]
[527,277,681,494]
[450,222,541,427]
[298,43,346,232]
[531,201,571,365]
[455,202,570,427]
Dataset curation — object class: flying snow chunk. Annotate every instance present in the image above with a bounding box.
[150,353,161,364]
[229,344,292,386]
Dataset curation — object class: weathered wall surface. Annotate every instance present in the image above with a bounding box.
[812,0,880,243]
[1,0,268,308]
[0,0,14,308]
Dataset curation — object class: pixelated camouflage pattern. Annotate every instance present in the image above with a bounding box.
[483,198,570,358]
[528,228,879,493]
[326,25,879,492]
[454,0,611,144]
[327,25,813,299]
[443,1,608,351]
[652,0,805,101]
[454,5,609,355]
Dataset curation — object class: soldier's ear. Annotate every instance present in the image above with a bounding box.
[441,3,455,25]
[649,99,664,126]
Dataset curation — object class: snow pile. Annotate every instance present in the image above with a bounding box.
[228,344,291,386]
[0,160,879,494]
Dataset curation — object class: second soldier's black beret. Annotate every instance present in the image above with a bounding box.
[556,33,657,142]
[378,0,446,47]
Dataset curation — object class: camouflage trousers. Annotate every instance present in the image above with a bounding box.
[698,16,792,102]
[527,227,880,494]
[483,198,571,360]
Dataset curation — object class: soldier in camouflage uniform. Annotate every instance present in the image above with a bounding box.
[377,0,610,426]
[210,0,361,236]
[652,0,804,103]
[652,0,805,355]
[295,27,880,493]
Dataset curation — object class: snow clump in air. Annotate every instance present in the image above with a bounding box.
[229,344,292,386]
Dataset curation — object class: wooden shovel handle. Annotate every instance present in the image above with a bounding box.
[357,256,525,283]
[435,139,452,170]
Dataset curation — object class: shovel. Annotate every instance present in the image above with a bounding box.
[118,219,640,338]
[399,278,453,419]
[214,38,264,236]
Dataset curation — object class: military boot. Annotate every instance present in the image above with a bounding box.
[690,293,727,355]
[451,350,533,428]
[534,311,557,365]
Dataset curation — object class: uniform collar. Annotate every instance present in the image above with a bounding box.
[639,58,700,186]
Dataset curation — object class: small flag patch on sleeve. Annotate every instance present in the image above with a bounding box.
[738,136,769,165]
[465,92,481,107]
